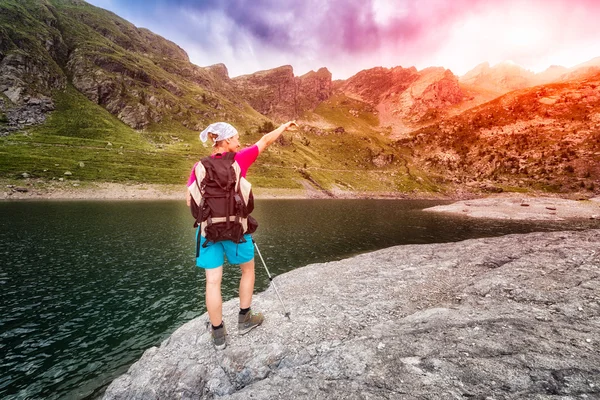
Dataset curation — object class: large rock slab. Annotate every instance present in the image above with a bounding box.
[425,195,600,221]
[104,230,600,399]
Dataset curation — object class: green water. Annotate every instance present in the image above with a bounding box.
[1,199,598,399]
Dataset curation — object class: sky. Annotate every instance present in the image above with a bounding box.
[85,0,600,80]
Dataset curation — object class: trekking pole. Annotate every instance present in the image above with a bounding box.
[253,240,291,320]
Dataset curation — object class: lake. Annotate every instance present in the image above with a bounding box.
[1,199,599,399]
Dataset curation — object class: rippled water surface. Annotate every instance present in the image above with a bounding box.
[1,199,598,399]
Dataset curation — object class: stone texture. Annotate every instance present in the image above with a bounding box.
[340,66,466,137]
[0,96,55,135]
[232,66,332,121]
[104,229,600,399]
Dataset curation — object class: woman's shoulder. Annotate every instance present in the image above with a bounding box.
[236,144,258,158]
[235,145,259,170]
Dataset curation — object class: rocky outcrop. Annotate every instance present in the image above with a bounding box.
[0,96,55,135]
[104,229,600,399]
[0,0,68,104]
[0,52,66,104]
[232,66,297,120]
[232,66,332,121]
[205,64,230,81]
[388,67,465,124]
[296,68,333,115]
[340,65,419,105]
[341,66,466,136]
[405,71,600,193]
[66,48,170,129]
[0,1,66,132]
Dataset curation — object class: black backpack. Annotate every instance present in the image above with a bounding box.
[188,152,257,256]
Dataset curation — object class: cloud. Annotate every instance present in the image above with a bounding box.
[86,0,600,79]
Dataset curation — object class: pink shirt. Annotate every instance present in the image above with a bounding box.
[187,145,259,186]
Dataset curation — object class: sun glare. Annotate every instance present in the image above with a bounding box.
[506,25,544,48]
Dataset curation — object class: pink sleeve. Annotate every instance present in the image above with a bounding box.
[186,162,198,186]
[235,145,259,177]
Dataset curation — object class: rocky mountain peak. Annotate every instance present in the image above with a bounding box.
[340,66,420,105]
[460,61,536,94]
[535,64,569,83]
[204,63,230,80]
[231,65,332,120]
[339,65,465,137]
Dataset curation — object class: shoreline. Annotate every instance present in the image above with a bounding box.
[0,180,465,201]
[2,181,599,221]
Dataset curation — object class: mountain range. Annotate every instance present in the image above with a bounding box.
[1,0,599,196]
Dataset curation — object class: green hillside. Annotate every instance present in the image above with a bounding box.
[0,0,438,194]
[0,85,432,193]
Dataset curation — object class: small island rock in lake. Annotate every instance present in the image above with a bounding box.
[104,229,600,399]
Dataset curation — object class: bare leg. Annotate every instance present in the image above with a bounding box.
[239,259,255,309]
[205,267,223,326]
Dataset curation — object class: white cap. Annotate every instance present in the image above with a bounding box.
[199,122,238,146]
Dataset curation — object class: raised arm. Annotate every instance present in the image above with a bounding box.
[256,121,297,153]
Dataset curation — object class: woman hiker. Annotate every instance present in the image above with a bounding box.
[186,120,297,349]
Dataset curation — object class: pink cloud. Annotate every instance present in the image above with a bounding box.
[86,0,600,78]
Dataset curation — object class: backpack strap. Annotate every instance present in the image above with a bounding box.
[225,165,231,230]
[188,162,206,209]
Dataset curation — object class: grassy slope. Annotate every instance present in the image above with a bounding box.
[248,93,440,193]
[0,84,446,193]
[1,85,191,183]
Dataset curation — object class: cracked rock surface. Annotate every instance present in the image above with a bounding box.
[103,230,600,399]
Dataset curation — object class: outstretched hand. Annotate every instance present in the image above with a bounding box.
[257,120,299,153]
[283,120,298,130]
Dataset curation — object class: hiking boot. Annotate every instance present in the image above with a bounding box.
[238,310,264,335]
[210,323,227,350]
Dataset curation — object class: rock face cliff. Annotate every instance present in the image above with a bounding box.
[0,0,67,132]
[232,66,333,120]
[340,66,466,137]
[0,0,264,133]
[103,229,600,399]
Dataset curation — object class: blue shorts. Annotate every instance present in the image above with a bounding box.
[196,232,255,269]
